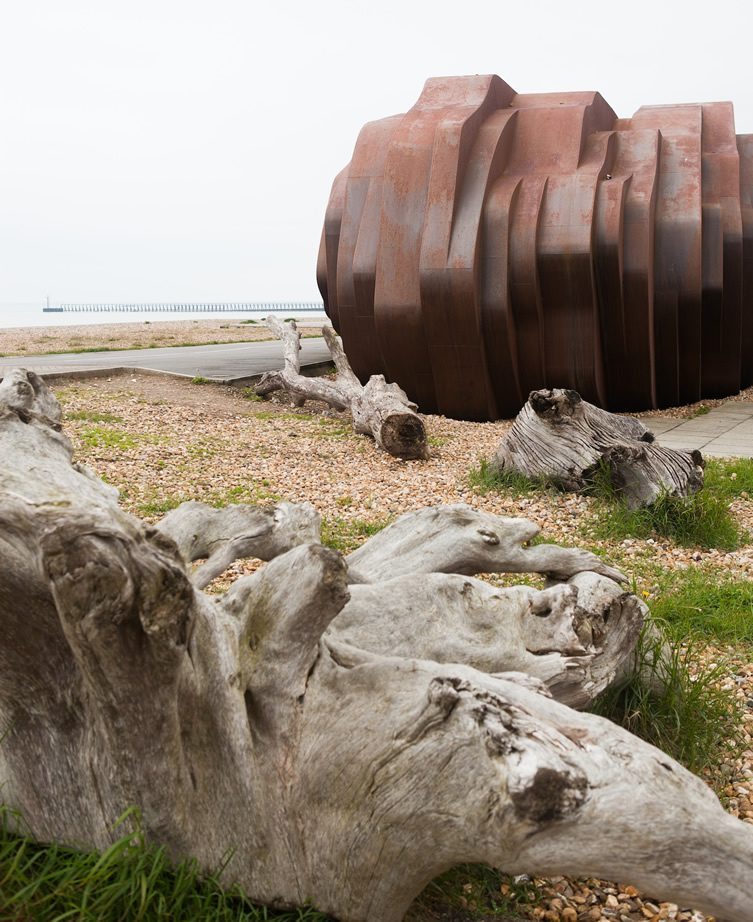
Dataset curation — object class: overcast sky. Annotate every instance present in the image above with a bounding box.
[1,0,750,310]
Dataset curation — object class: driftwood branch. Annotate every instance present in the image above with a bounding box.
[345,504,626,584]
[256,316,428,459]
[1,368,752,922]
[156,500,321,589]
[493,388,704,508]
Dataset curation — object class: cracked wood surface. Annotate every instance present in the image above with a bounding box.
[493,389,705,508]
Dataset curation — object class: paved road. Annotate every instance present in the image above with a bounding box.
[0,337,332,383]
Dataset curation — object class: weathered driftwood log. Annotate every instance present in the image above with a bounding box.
[2,368,753,922]
[492,388,705,508]
[256,316,428,459]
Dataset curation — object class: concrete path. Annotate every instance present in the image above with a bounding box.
[644,403,753,458]
[0,337,332,384]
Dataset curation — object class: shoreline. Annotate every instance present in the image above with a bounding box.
[0,317,323,358]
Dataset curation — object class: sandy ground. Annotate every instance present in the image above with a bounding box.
[0,318,322,356]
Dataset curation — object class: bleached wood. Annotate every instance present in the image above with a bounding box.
[330,569,645,709]
[256,316,428,459]
[345,503,626,584]
[156,500,321,589]
[1,368,752,922]
[493,388,704,507]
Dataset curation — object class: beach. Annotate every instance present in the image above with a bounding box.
[0,317,323,357]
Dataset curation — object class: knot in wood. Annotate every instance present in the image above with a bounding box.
[476,527,499,546]
[511,766,588,824]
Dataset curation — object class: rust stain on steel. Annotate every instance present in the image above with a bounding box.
[318,76,753,420]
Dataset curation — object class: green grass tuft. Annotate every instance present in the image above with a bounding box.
[66,410,125,424]
[408,863,543,920]
[320,517,390,553]
[649,568,753,645]
[137,496,187,517]
[703,457,753,501]
[78,427,138,452]
[136,483,281,519]
[588,464,744,550]
[590,621,742,778]
[191,376,211,385]
[0,806,331,921]
[468,459,554,496]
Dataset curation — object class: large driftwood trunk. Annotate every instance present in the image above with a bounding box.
[1,368,752,922]
[493,388,705,507]
[256,316,428,459]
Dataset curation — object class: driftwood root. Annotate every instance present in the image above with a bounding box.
[1,369,751,922]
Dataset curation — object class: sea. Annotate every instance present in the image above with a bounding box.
[0,302,328,330]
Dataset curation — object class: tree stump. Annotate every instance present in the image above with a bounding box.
[256,316,428,459]
[492,388,705,507]
[1,368,751,922]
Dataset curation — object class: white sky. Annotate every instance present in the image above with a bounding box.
[1,0,751,310]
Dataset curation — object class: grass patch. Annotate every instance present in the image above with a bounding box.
[408,864,543,920]
[0,806,331,922]
[136,483,280,519]
[243,387,263,402]
[66,410,125,424]
[78,427,138,452]
[468,459,554,497]
[250,411,351,439]
[649,568,753,645]
[591,621,742,778]
[312,418,351,439]
[41,345,140,355]
[240,319,257,324]
[587,457,744,550]
[191,376,211,385]
[137,495,188,517]
[212,484,281,505]
[321,516,391,553]
[185,440,221,460]
[253,411,304,421]
[591,488,743,550]
[703,457,753,501]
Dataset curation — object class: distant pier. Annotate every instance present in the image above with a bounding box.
[43,302,324,314]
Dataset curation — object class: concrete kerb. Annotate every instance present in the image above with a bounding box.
[6,360,336,389]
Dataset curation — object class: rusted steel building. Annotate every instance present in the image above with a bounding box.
[318,75,753,420]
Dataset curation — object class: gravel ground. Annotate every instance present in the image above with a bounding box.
[0,318,322,356]
[49,372,753,922]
